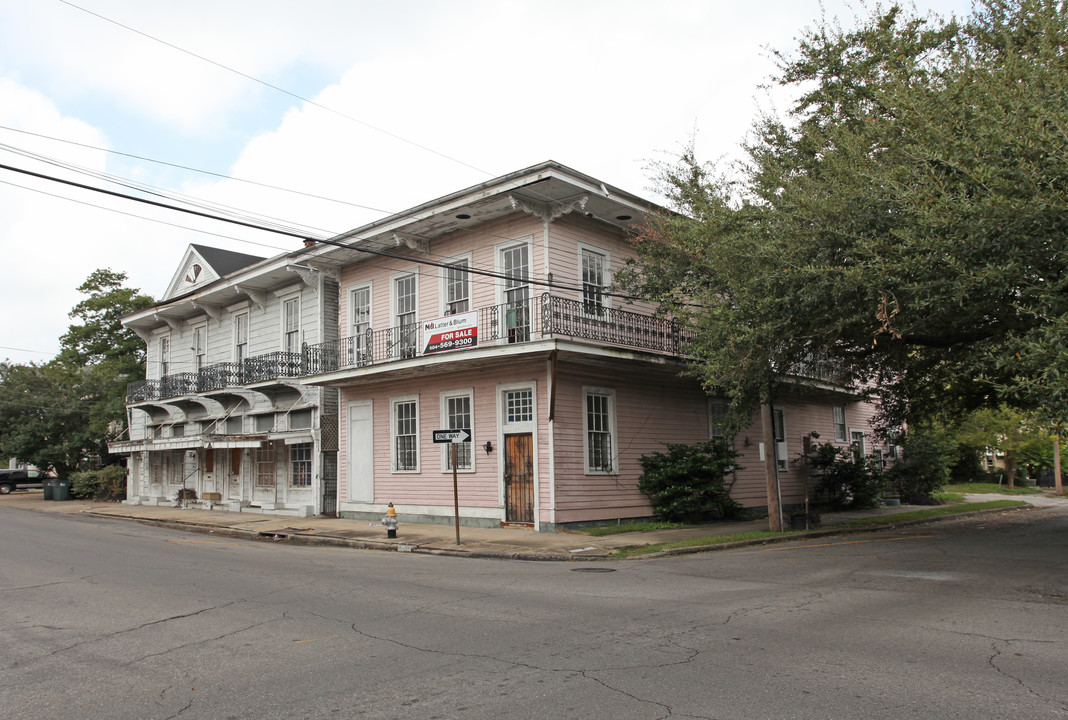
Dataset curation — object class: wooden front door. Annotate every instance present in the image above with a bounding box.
[504,433,534,524]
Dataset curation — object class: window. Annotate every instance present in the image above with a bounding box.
[443,259,470,315]
[442,391,473,471]
[255,445,276,487]
[833,406,847,443]
[350,284,372,364]
[393,274,418,358]
[505,389,534,424]
[234,312,249,363]
[225,416,243,434]
[193,326,207,371]
[290,443,312,487]
[290,409,313,430]
[283,297,300,354]
[709,399,728,442]
[584,389,616,473]
[500,244,530,342]
[158,337,169,377]
[850,429,866,455]
[392,398,419,471]
[580,245,609,317]
[872,447,885,470]
[170,423,185,438]
[255,413,275,433]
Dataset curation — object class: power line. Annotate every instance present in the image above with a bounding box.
[0,160,653,302]
[58,0,494,178]
[0,124,394,215]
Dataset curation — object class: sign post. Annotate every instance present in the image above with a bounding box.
[433,428,471,545]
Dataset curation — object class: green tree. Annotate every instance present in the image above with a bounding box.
[621,0,1068,428]
[954,406,1052,487]
[0,269,154,473]
[0,361,97,476]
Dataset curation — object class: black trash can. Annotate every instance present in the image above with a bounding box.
[52,479,72,501]
[42,479,55,501]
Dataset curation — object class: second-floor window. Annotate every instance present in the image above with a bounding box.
[581,247,608,316]
[393,274,418,358]
[444,259,470,315]
[350,284,371,363]
[500,244,530,342]
[158,337,169,377]
[234,312,248,363]
[193,326,207,371]
[283,298,301,354]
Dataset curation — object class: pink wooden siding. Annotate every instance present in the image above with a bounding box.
[550,362,708,524]
[338,359,548,518]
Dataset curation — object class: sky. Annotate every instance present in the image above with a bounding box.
[0,0,974,366]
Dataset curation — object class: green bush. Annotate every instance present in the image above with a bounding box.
[887,426,956,504]
[70,465,127,501]
[637,440,744,523]
[804,435,886,509]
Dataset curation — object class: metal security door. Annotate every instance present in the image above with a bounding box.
[504,433,534,524]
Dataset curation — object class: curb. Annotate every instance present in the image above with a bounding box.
[83,512,582,561]
[636,504,1035,559]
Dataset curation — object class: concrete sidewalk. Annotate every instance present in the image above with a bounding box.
[1,490,1055,560]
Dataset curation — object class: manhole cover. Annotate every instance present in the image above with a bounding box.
[570,567,616,573]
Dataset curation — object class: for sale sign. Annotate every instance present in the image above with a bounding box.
[422,311,478,355]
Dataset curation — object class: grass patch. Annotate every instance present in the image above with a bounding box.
[609,500,1028,558]
[933,491,965,503]
[578,521,684,536]
[611,530,794,558]
[945,483,1043,495]
[837,500,1027,528]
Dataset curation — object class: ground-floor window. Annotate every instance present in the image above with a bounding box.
[584,388,616,474]
[290,443,312,487]
[392,397,419,471]
[442,391,473,471]
[255,445,276,487]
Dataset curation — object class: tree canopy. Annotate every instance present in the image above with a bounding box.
[0,269,153,474]
[621,0,1068,429]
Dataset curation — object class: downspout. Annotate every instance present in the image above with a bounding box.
[547,349,558,530]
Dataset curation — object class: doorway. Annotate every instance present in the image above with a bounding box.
[503,433,534,524]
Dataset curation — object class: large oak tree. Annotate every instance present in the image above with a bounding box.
[622,0,1068,429]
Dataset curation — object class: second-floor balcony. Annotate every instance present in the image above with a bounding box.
[303,293,691,376]
[127,352,304,403]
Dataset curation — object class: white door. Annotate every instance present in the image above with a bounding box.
[348,400,374,502]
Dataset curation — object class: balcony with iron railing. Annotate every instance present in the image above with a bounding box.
[127,352,305,403]
[302,293,691,376]
[124,294,851,404]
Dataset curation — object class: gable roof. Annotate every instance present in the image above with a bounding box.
[162,244,268,301]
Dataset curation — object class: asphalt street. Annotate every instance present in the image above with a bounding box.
[1,504,1065,719]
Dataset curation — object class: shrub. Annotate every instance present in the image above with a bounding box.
[70,465,127,501]
[887,425,956,504]
[803,435,886,509]
[637,440,744,523]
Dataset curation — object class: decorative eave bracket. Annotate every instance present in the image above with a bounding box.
[394,233,430,254]
[237,286,268,312]
[193,301,225,324]
[287,265,321,289]
[509,195,589,223]
[154,313,183,332]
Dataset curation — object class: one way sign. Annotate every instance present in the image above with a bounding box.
[432,429,471,444]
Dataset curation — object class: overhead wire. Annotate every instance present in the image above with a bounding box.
[0,160,656,302]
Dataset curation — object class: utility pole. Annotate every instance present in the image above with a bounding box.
[761,399,783,531]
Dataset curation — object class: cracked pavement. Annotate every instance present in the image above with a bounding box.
[1,503,1065,719]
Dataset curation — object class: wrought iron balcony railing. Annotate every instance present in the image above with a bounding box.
[303,293,690,376]
[126,294,694,402]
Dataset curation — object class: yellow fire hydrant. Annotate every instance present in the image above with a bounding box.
[382,503,399,539]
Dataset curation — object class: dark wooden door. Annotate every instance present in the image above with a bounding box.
[504,433,534,524]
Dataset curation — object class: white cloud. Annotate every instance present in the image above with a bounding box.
[0,0,976,365]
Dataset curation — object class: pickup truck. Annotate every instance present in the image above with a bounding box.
[0,469,44,494]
